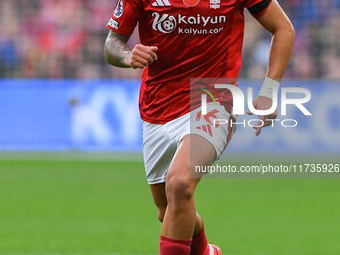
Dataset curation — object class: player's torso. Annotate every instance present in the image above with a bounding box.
[138,0,245,123]
[140,0,243,78]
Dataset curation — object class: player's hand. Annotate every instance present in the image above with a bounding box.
[247,96,278,136]
[125,44,158,69]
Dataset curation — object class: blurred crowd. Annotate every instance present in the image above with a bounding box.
[1,0,340,79]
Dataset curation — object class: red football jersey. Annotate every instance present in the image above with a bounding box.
[107,0,272,124]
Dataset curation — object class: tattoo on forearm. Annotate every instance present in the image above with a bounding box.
[104,32,131,68]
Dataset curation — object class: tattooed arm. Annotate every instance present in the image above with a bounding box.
[104,30,158,69]
[104,30,131,68]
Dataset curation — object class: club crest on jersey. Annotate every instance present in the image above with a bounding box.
[183,0,200,7]
[210,0,220,9]
[114,0,123,18]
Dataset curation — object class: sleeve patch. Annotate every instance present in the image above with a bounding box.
[108,18,120,30]
[114,0,124,18]
[248,0,271,15]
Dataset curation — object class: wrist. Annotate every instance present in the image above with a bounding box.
[123,51,132,68]
[258,77,280,99]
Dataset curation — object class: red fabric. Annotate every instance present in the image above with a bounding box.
[242,0,267,8]
[190,225,210,255]
[248,0,273,19]
[160,235,192,255]
[107,0,271,124]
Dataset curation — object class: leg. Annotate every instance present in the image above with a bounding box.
[150,183,203,234]
[149,135,221,255]
[150,183,167,222]
[143,120,207,252]
[150,104,233,254]
[160,134,216,253]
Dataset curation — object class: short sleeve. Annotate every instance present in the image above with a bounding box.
[106,0,142,35]
[244,0,272,19]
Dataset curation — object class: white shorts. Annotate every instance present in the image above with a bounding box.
[142,103,236,185]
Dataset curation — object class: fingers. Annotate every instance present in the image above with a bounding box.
[256,115,265,136]
[249,97,278,136]
[248,100,257,115]
[256,127,262,136]
[129,44,158,69]
[248,101,263,136]
[263,115,277,127]
[262,121,273,128]
[136,46,158,63]
[150,46,158,53]
[255,112,279,135]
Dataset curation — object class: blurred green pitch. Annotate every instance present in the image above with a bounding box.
[0,154,339,255]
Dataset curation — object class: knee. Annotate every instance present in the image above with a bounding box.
[166,175,195,206]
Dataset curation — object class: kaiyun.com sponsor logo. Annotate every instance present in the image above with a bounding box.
[151,12,227,34]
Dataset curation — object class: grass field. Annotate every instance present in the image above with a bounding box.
[0,154,339,255]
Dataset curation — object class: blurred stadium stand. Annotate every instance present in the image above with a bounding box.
[0,0,143,79]
[0,0,339,153]
[1,0,340,79]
